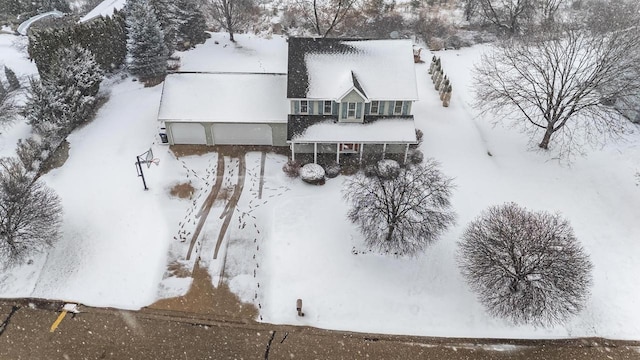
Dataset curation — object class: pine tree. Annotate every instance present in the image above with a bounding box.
[4,67,20,91]
[23,46,103,139]
[126,0,169,82]
[175,0,208,50]
[149,0,180,55]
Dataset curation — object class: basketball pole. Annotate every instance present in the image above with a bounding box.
[136,155,148,190]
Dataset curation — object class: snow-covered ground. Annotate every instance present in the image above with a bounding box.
[1,32,639,339]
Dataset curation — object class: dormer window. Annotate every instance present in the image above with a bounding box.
[300,100,309,114]
[347,102,356,118]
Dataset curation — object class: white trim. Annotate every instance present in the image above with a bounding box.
[359,143,364,163]
[382,143,387,159]
[404,143,409,163]
[337,86,368,103]
[291,143,295,161]
[314,143,318,164]
[336,143,340,163]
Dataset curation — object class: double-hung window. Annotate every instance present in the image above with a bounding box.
[393,101,403,115]
[347,102,356,118]
[324,101,332,115]
[370,101,379,115]
[300,100,309,114]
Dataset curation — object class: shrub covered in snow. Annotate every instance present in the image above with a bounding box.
[300,163,325,185]
[457,202,593,326]
[323,162,341,178]
[282,160,301,178]
[377,159,400,179]
[409,149,424,164]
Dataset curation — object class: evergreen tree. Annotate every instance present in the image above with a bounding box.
[149,0,180,55]
[4,66,20,91]
[0,0,23,16]
[23,46,103,139]
[126,0,169,82]
[175,0,209,50]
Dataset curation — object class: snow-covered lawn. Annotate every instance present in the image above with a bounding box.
[223,45,640,340]
[1,32,639,339]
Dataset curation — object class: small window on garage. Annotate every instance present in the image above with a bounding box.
[300,100,308,114]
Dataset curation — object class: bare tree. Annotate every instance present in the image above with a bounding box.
[206,0,255,42]
[536,0,564,24]
[343,159,456,256]
[474,27,640,156]
[457,203,592,326]
[477,0,535,35]
[295,0,359,37]
[0,158,62,266]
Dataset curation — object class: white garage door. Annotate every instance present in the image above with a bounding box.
[170,123,207,145]
[212,124,273,145]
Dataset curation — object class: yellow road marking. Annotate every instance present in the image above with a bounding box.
[50,310,67,333]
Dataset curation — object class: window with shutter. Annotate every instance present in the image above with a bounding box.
[370,101,379,114]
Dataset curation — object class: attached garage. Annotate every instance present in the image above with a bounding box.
[169,123,207,145]
[211,123,273,145]
[157,73,289,146]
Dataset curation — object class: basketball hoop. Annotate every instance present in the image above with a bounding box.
[135,148,157,190]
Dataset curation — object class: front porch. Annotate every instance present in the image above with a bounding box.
[290,142,412,165]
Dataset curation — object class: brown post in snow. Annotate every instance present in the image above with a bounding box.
[296,299,304,317]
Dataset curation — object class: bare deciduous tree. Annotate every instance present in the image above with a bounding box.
[458,203,592,326]
[0,158,62,266]
[206,0,255,42]
[477,0,535,35]
[474,27,640,156]
[296,0,359,37]
[343,159,456,256]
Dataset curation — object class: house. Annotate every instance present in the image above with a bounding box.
[286,37,419,164]
[158,37,419,163]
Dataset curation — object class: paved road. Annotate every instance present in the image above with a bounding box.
[1,299,639,359]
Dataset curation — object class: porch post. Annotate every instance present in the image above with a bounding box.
[314,143,318,164]
[382,143,387,159]
[403,143,410,164]
[359,143,364,164]
[291,142,295,162]
[336,143,340,163]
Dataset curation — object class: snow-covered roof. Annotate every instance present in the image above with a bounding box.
[158,73,289,123]
[291,118,417,143]
[79,0,125,23]
[287,38,419,101]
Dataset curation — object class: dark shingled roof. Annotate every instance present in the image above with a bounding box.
[287,37,370,99]
[287,114,415,141]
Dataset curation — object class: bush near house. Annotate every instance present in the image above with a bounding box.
[300,163,325,185]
